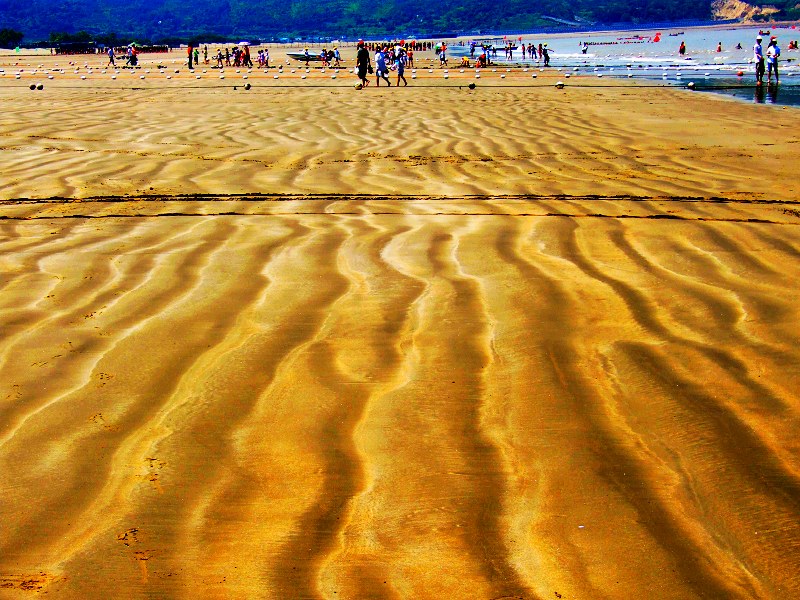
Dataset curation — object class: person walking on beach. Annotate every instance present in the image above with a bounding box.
[766,37,780,84]
[107,46,115,67]
[355,40,372,88]
[395,50,408,86]
[542,44,550,66]
[754,35,765,84]
[194,47,200,67]
[187,44,193,69]
[679,41,686,56]
[375,46,392,86]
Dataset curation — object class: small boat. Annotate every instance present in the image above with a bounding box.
[288,51,324,62]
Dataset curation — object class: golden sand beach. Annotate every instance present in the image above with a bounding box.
[1,47,800,598]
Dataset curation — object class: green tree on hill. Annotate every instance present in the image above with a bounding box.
[0,28,24,48]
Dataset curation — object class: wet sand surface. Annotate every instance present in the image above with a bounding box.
[1,51,800,599]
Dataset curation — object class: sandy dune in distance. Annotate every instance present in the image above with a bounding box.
[1,49,800,599]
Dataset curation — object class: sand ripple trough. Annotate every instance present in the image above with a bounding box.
[0,195,798,598]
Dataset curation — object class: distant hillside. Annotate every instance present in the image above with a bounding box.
[0,0,794,43]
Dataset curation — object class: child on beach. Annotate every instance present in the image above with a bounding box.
[375,47,392,86]
[395,51,408,86]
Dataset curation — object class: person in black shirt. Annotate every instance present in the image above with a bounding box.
[356,41,372,88]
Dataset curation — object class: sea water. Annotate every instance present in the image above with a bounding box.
[449,25,800,106]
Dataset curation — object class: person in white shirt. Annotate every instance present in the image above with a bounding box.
[754,35,764,84]
[766,37,781,84]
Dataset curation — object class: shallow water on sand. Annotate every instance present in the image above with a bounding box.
[450,24,800,106]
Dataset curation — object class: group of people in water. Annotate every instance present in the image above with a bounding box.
[468,40,550,66]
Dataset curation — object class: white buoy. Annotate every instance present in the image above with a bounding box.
[500,74,505,78]
[301,75,307,79]
[81,75,86,80]
[331,74,336,79]
[565,73,571,78]
[273,75,279,79]
[166,75,171,79]
[220,75,225,79]
[196,75,201,79]
[243,75,248,79]
[475,74,480,78]
[555,81,565,88]
[140,75,145,79]
[531,73,537,78]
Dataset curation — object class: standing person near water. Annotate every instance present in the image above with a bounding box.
[766,37,781,84]
[107,46,115,67]
[375,46,392,86]
[754,35,765,85]
[188,44,193,69]
[355,40,372,88]
[679,41,686,56]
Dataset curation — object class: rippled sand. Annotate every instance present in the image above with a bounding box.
[1,51,800,599]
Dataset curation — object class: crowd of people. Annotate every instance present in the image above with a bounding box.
[468,41,550,67]
[355,40,412,88]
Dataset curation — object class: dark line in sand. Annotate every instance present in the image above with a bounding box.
[3,193,800,205]
[0,212,795,225]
